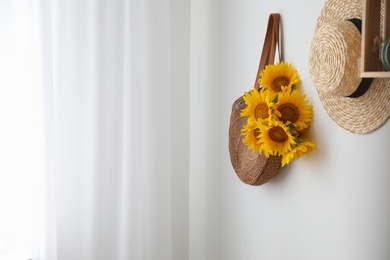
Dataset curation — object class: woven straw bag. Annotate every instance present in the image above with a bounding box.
[229,14,283,186]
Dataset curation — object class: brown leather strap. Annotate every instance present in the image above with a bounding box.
[254,13,283,90]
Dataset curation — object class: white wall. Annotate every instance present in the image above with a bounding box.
[189,0,390,259]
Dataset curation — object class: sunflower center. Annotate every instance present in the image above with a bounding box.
[269,126,288,143]
[272,76,290,92]
[254,102,269,120]
[278,103,299,123]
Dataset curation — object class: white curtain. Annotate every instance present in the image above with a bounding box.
[1,0,190,259]
[4,0,389,260]
[0,1,47,259]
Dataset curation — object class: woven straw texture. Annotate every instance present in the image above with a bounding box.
[229,97,281,186]
[310,21,362,97]
[315,0,362,29]
[309,0,390,134]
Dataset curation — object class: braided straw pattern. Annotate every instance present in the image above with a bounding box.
[315,0,362,30]
[310,21,362,96]
[229,96,281,185]
[318,79,390,134]
[309,0,390,134]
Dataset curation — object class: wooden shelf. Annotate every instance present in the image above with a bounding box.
[361,0,390,77]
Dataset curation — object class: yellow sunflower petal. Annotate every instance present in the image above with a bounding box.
[274,89,313,131]
[257,119,295,157]
[241,120,262,153]
[281,140,316,166]
[241,87,273,122]
[259,62,300,96]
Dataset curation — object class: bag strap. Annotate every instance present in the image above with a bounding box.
[254,13,283,90]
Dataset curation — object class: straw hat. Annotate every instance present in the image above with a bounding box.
[309,0,390,134]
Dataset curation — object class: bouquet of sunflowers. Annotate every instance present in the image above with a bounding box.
[241,62,315,166]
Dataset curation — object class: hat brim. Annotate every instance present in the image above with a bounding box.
[317,78,390,134]
[311,0,390,134]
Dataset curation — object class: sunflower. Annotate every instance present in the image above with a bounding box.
[241,120,262,153]
[297,125,311,140]
[281,140,316,166]
[273,89,313,131]
[257,119,295,157]
[259,62,300,96]
[241,87,273,123]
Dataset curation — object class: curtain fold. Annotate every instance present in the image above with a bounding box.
[31,0,57,259]
[46,0,178,259]
[0,0,191,259]
[1,0,190,258]
[0,1,50,259]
